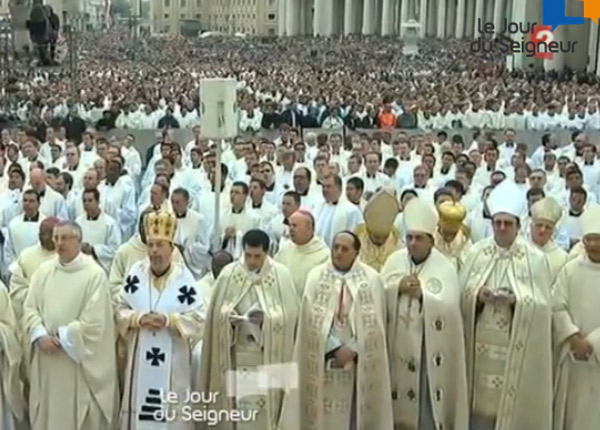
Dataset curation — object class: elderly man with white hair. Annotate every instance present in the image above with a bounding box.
[460,180,553,430]
[29,167,68,219]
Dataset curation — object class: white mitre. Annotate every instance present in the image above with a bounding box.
[487,180,527,218]
[581,203,600,236]
[403,197,438,235]
[530,197,562,226]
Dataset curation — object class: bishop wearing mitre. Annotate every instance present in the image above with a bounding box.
[198,230,299,430]
[553,204,600,430]
[116,211,203,430]
[0,281,26,430]
[279,230,393,430]
[23,221,118,430]
[380,198,468,430]
[460,180,552,430]
[354,187,402,272]
[528,197,567,283]
[434,201,472,270]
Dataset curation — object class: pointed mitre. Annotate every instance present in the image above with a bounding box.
[363,187,400,236]
[530,197,562,225]
[487,180,526,218]
[438,201,467,230]
[144,211,177,243]
[581,203,600,236]
[403,197,438,236]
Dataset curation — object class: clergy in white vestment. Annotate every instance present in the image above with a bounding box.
[275,210,329,296]
[0,281,26,430]
[219,182,262,259]
[9,217,59,320]
[380,198,468,430]
[266,191,300,250]
[4,190,47,267]
[354,187,402,272]
[552,204,600,430]
[247,178,280,226]
[23,221,118,430]
[198,230,299,430]
[460,180,553,430]
[67,168,100,220]
[466,186,494,243]
[529,197,567,284]
[278,231,393,430]
[116,211,203,430]
[101,158,137,241]
[314,174,363,247]
[171,188,211,280]
[29,168,68,219]
[292,167,324,210]
[76,188,122,273]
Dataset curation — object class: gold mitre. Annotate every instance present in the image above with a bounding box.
[531,197,562,226]
[438,201,467,230]
[144,211,177,243]
[363,187,400,236]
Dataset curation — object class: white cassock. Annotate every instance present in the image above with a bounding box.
[173,209,211,280]
[192,188,230,229]
[266,213,290,251]
[560,211,583,245]
[0,190,21,228]
[4,214,46,267]
[247,200,279,227]
[76,212,122,273]
[218,207,263,259]
[39,187,68,220]
[314,200,363,247]
[553,255,600,430]
[116,260,203,430]
[360,172,392,194]
[100,177,137,241]
[467,207,493,243]
[121,146,142,182]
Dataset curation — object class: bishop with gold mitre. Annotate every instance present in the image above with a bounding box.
[354,187,403,271]
[434,200,472,270]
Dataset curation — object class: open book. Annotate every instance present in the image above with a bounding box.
[229,304,264,345]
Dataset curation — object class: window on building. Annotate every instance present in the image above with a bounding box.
[164,13,170,18]
[181,0,186,7]
[164,0,170,7]
[268,28,275,35]
[267,13,275,20]
[165,25,170,32]
[195,14,201,18]
[181,14,185,18]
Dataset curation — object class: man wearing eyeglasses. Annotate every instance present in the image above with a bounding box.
[460,180,553,430]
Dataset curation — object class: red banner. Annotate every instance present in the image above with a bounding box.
[530,26,554,60]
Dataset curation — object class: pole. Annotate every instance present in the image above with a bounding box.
[212,138,223,248]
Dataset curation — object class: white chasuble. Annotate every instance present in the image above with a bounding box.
[552,257,600,430]
[535,240,567,286]
[380,248,468,430]
[278,260,393,430]
[198,258,299,430]
[460,237,553,430]
[117,260,203,430]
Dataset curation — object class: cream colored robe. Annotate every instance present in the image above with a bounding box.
[198,258,299,430]
[9,244,56,320]
[534,240,567,285]
[0,283,26,430]
[567,241,585,262]
[355,226,403,272]
[278,260,393,430]
[22,254,118,430]
[460,237,553,430]
[116,260,203,430]
[381,248,469,430]
[434,229,472,271]
[274,236,329,296]
[552,256,600,430]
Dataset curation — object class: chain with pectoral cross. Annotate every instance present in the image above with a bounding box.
[400,256,426,329]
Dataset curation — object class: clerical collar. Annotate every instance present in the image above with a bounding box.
[106,178,117,186]
[399,156,411,161]
[410,251,430,266]
[283,218,289,226]
[232,206,244,214]
[486,164,496,172]
[297,189,308,197]
[211,185,225,193]
[87,212,101,221]
[440,166,450,175]
[175,212,187,219]
[266,182,275,192]
[505,142,514,148]
[329,200,339,206]
[150,264,173,290]
[68,163,79,171]
[483,210,491,219]
[24,213,40,222]
[38,188,46,198]
[585,161,594,166]
[366,172,376,179]
[414,184,426,189]
[569,210,583,217]
[252,202,262,209]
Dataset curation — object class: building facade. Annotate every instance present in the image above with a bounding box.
[278,0,600,74]
[150,0,203,35]
[201,0,279,35]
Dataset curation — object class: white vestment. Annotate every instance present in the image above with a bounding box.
[314,201,363,247]
[76,212,122,273]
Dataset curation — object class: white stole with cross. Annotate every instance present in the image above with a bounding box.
[122,260,198,430]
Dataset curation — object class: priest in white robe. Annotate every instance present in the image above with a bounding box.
[29,168,68,220]
[553,204,600,430]
[171,188,211,280]
[381,198,468,430]
[278,230,393,430]
[22,221,118,430]
[275,209,329,296]
[460,180,553,430]
[4,190,47,267]
[76,188,122,273]
[529,197,568,283]
[198,230,299,430]
[101,158,137,241]
[0,281,26,430]
[314,175,363,247]
[116,211,203,430]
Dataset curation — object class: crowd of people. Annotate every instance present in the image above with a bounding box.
[0,28,600,430]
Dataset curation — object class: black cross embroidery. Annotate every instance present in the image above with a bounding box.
[124,275,140,294]
[177,285,197,305]
[146,347,166,367]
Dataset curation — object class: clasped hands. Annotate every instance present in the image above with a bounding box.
[37,335,61,354]
[398,275,422,299]
[569,333,594,361]
[334,346,357,370]
[477,287,516,306]
[139,312,168,330]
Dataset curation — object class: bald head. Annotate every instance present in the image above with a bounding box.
[39,217,60,250]
[289,210,314,246]
[212,251,234,278]
[29,168,46,190]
